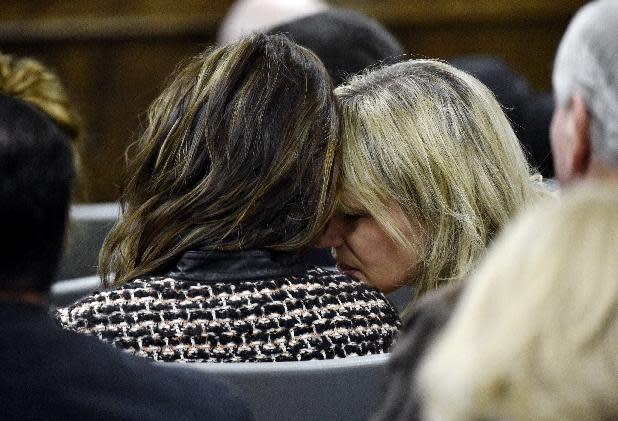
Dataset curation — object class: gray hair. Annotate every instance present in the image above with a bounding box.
[553,0,618,166]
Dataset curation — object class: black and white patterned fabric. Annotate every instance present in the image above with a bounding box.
[57,267,400,362]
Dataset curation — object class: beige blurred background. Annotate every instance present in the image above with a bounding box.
[0,0,586,202]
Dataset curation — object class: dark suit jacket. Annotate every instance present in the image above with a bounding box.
[0,301,253,420]
[371,282,464,421]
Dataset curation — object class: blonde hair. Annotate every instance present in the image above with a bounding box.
[0,52,84,197]
[417,184,618,421]
[334,59,535,297]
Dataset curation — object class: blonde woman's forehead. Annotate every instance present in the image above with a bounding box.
[337,191,367,213]
[338,187,404,218]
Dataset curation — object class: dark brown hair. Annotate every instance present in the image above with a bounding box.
[0,95,74,290]
[100,34,339,287]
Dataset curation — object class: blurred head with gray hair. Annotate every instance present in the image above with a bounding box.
[551,0,618,184]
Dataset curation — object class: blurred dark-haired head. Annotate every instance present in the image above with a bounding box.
[100,34,339,287]
[0,95,74,292]
[268,9,404,85]
[450,55,554,178]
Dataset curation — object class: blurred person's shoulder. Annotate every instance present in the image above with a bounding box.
[1,301,254,420]
[371,283,463,421]
[403,282,463,332]
[395,282,464,357]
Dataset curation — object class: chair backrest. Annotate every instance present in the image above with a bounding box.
[50,275,101,307]
[184,353,391,421]
[57,202,120,280]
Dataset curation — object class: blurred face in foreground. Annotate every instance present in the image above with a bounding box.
[318,197,420,293]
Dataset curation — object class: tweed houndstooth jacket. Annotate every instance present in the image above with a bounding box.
[57,249,400,362]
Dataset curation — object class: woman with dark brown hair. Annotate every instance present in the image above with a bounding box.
[57,34,399,363]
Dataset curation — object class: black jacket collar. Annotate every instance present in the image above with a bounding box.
[162,249,311,283]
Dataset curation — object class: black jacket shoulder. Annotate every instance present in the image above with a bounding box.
[0,302,253,421]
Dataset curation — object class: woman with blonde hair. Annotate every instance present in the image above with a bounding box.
[58,34,399,363]
[0,52,85,199]
[320,59,539,304]
[417,184,618,421]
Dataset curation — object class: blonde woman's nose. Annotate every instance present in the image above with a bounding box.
[317,214,346,248]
